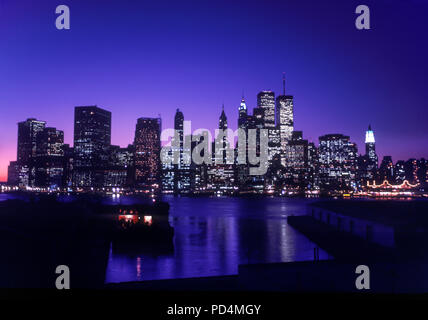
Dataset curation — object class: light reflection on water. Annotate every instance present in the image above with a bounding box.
[105,196,331,283]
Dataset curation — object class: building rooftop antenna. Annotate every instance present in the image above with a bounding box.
[282,72,286,95]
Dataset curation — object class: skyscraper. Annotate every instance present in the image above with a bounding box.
[161,109,184,193]
[276,75,294,166]
[365,124,378,171]
[216,105,230,164]
[104,144,134,187]
[257,90,280,164]
[16,118,46,186]
[245,107,266,191]
[36,127,64,158]
[207,106,235,194]
[35,127,64,188]
[357,124,379,183]
[174,108,191,193]
[378,156,394,183]
[284,131,309,190]
[238,97,248,129]
[17,118,46,165]
[257,91,275,127]
[7,161,19,186]
[318,134,358,190]
[219,104,228,130]
[134,117,161,190]
[73,106,112,187]
[236,98,250,189]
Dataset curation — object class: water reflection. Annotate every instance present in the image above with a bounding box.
[105,197,330,283]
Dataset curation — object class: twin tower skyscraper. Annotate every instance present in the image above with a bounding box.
[237,74,294,166]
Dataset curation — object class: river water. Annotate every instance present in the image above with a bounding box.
[0,193,330,283]
[104,196,330,283]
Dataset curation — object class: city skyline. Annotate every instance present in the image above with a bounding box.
[4,101,427,194]
[1,82,428,183]
[1,0,428,181]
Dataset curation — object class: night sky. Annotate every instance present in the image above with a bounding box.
[0,0,427,181]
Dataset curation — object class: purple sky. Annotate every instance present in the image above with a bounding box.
[1,0,427,181]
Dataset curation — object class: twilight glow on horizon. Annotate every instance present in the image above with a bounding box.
[0,0,427,181]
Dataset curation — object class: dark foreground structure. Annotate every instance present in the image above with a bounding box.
[0,196,171,288]
[109,200,428,293]
[1,196,428,293]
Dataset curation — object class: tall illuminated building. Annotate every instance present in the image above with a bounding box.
[15,118,46,187]
[17,118,46,164]
[104,144,134,187]
[257,90,280,164]
[257,91,275,127]
[244,107,266,192]
[318,134,358,190]
[174,108,191,193]
[276,74,294,166]
[35,127,64,188]
[134,117,161,190]
[160,109,184,193]
[215,104,229,164]
[284,131,308,188]
[219,104,228,130]
[236,97,250,188]
[73,106,111,188]
[365,124,378,171]
[394,160,406,183]
[238,97,248,129]
[207,106,235,194]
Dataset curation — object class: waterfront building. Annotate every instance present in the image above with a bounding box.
[207,107,235,194]
[7,161,19,186]
[357,125,379,185]
[394,160,406,184]
[378,156,394,183]
[236,98,250,190]
[190,133,208,193]
[134,117,161,190]
[73,106,112,188]
[244,107,266,192]
[104,144,134,187]
[214,105,232,165]
[206,165,235,194]
[16,118,46,186]
[161,109,192,194]
[364,125,378,179]
[416,158,428,187]
[257,90,280,165]
[174,109,191,194]
[238,97,248,130]
[257,91,275,127]
[34,127,64,188]
[62,144,74,188]
[17,118,46,165]
[285,131,308,189]
[267,127,281,164]
[276,75,294,166]
[365,125,378,167]
[306,142,319,190]
[161,150,175,193]
[318,134,358,190]
[403,158,419,185]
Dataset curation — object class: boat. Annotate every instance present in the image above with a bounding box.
[110,203,174,253]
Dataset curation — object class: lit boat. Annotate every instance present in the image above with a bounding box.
[112,204,174,253]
